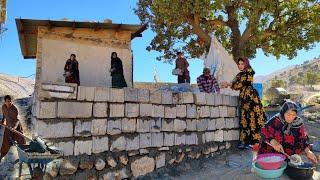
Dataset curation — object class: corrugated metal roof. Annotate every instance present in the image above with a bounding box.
[16,18,147,59]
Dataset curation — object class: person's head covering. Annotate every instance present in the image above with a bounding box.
[203,67,210,74]
[278,100,303,134]
[237,57,251,70]
[111,52,118,59]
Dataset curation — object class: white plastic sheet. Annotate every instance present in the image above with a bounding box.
[200,35,239,96]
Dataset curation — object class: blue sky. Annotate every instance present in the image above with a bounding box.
[0,0,319,83]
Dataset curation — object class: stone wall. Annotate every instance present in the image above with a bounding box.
[32,83,239,179]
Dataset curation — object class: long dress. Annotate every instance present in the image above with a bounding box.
[231,68,266,145]
[111,57,127,88]
[258,115,308,155]
[64,59,80,85]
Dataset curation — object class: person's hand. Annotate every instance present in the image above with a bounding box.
[305,149,318,164]
[270,139,284,153]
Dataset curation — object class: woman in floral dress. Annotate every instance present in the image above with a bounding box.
[221,57,266,149]
[258,101,318,164]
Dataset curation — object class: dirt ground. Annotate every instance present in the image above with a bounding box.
[0,103,320,179]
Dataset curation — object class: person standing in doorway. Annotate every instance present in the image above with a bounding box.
[64,54,80,85]
[110,52,127,88]
[0,95,26,161]
[175,52,190,84]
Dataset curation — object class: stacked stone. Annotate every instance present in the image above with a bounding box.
[34,84,239,179]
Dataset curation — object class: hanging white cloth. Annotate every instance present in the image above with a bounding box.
[200,35,239,96]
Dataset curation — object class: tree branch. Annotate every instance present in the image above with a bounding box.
[240,9,263,44]
[187,14,211,45]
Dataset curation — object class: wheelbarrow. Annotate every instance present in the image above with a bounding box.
[0,123,63,177]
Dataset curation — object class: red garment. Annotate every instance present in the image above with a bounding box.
[258,115,309,156]
[176,57,190,83]
[64,59,80,85]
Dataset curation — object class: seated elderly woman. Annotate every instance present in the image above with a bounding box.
[258,101,318,164]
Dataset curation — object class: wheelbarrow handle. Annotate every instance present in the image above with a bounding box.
[0,123,33,141]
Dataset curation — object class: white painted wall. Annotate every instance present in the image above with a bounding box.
[40,38,132,87]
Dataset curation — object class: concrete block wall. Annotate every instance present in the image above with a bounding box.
[33,83,239,179]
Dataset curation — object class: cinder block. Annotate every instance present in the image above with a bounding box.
[37,120,73,138]
[219,106,228,117]
[197,119,208,131]
[205,132,215,142]
[165,106,176,119]
[125,103,139,117]
[194,93,206,105]
[231,130,240,140]
[122,118,136,133]
[77,86,95,101]
[214,130,224,142]
[210,107,220,118]
[107,119,122,135]
[215,118,225,129]
[172,93,179,104]
[162,91,172,104]
[137,89,150,103]
[57,102,92,118]
[225,118,234,129]
[180,92,194,104]
[227,107,236,117]
[74,120,92,137]
[91,119,107,136]
[150,91,162,104]
[109,104,125,117]
[206,93,215,105]
[186,119,197,131]
[37,102,57,119]
[207,119,216,130]
[234,117,240,128]
[185,133,197,145]
[94,87,110,102]
[162,119,173,132]
[186,104,197,118]
[223,130,233,141]
[126,135,140,151]
[93,136,109,153]
[74,139,93,155]
[230,96,239,106]
[150,118,162,132]
[198,106,210,118]
[163,133,174,146]
[140,104,153,117]
[173,119,186,132]
[152,105,164,118]
[110,136,126,152]
[156,153,166,169]
[124,88,138,102]
[175,133,186,145]
[214,94,223,105]
[140,133,152,148]
[93,103,108,117]
[137,119,150,133]
[110,88,124,102]
[176,105,186,118]
[222,95,231,105]
[151,133,163,147]
[54,141,74,156]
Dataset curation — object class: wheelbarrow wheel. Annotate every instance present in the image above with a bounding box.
[32,167,44,179]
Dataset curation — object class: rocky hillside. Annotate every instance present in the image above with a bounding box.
[0,73,34,98]
[254,57,320,84]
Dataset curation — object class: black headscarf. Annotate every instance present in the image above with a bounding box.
[278,100,303,134]
[111,52,124,76]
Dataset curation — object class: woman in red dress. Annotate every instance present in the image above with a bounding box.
[258,101,318,164]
